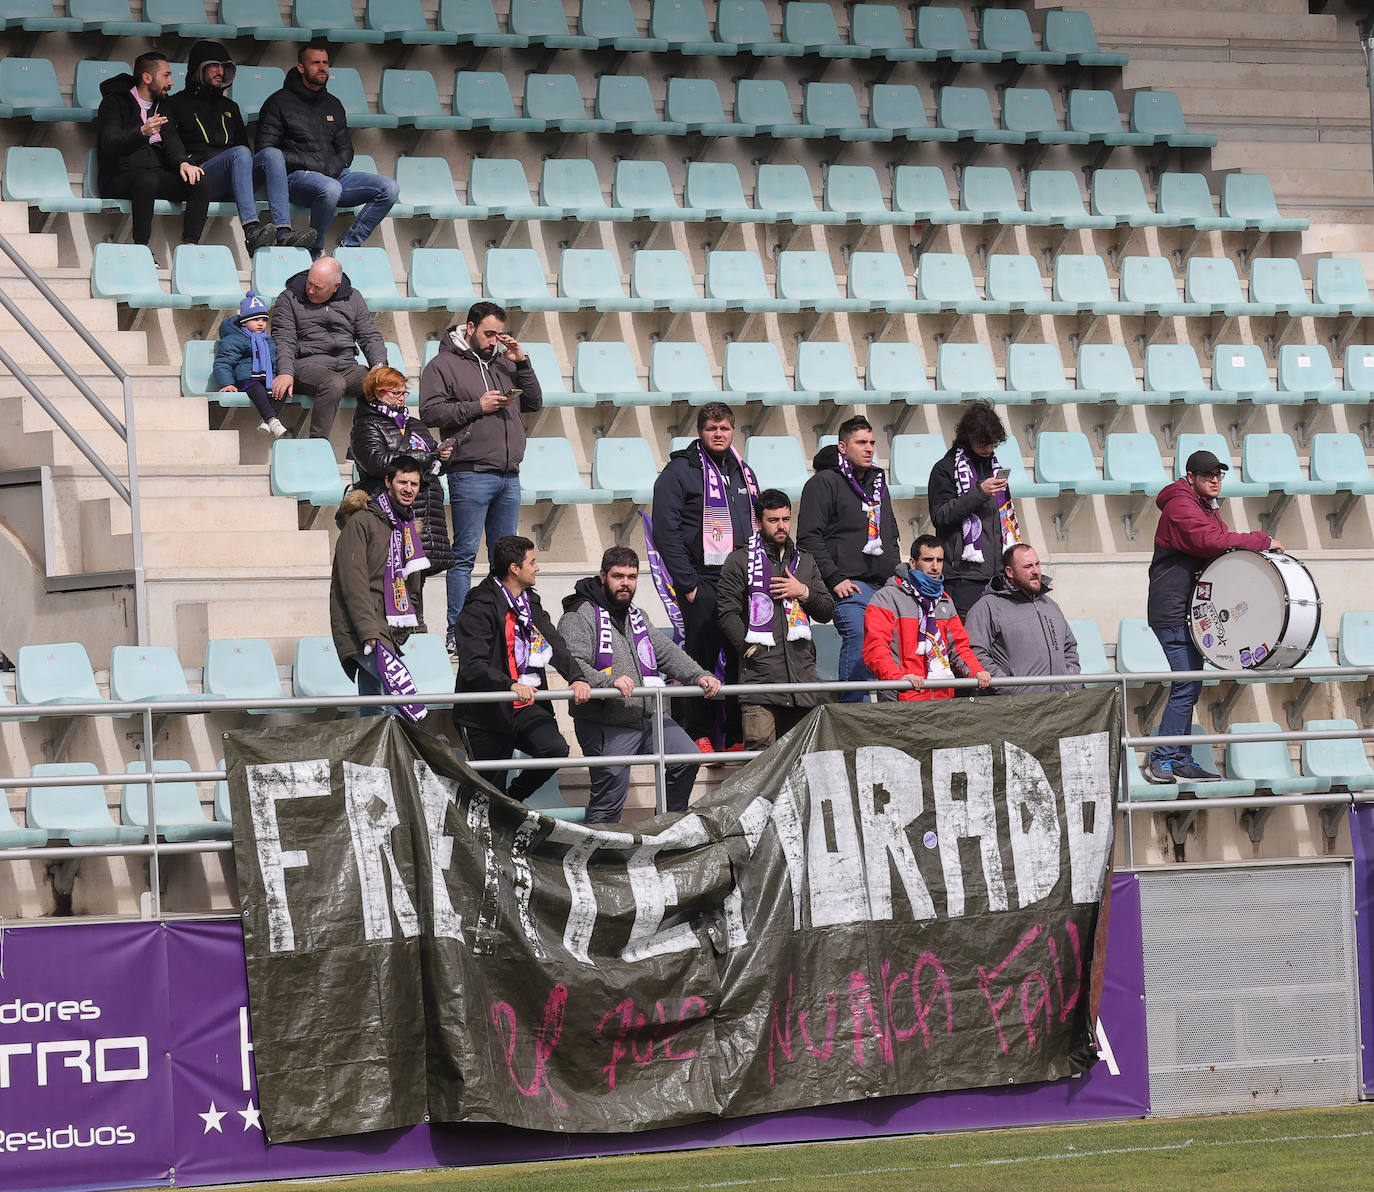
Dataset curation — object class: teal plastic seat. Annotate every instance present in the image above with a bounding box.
[221,0,310,38]
[824,164,908,224]
[613,159,704,221]
[1343,346,1374,400]
[123,760,233,843]
[1314,259,1374,317]
[593,437,659,500]
[1068,619,1113,688]
[1067,89,1152,146]
[395,157,479,219]
[181,340,215,397]
[934,342,1005,402]
[1,0,81,30]
[1340,612,1374,666]
[1001,88,1089,145]
[524,74,611,133]
[230,66,286,123]
[1027,169,1113,228]
[938,86,1023,143]
[1211,344,1277,403]
[1156,173,1241,231]
[1115,618,1167,682]
[795,342,864,402]
[778,251,867,312]
[1277,344,1341,401]
[367,0,453,42]
[511,0,598,47]
[716,0,798,54]
[889,435,946,498]
[379,68,470,130]
[1077,343,1146,404]
[213,758,232,823]
[203,637,287,710]
[916,5,997,61]
[1301,720,1374,791]
[687,162,774,222]
[0,58,77,121]
[983,8,1063,65]
[16,642,106,706]
[440,0,525,45]
[469,159,562,220]
[892,165,976,223]
[651,0,730,54]
[1173,432,1267,498]
[804,82,888,141]
[1252,258,1337,318]
[743,436,810,499]
[870,84,954,140]
[724,342,815,405]
[1036,432,1129,494]
[73,60,130,118]
[631,249,722,312]
[1043,10,1126,67]
[1310,433,1374,493]
[1005,342,1075,402]
[293,636,356,702]
[916,253,1002,315]
[1132,90,1215,147]
[521,343,580,407]
[986,255,1072,316]
[29,763,144,846]
[170,245,241,309]
[706,251,797,312]
[3,146,109,213]
[595,76,685,136]
[1226,722,1331,795]
[650,342,725,404]
[851,3,931,61]
[1103,433,1169,493]
[579,0,667,50]
[271,439,345,505]
[1221,174,1307,231]
[93,245,192,309]
[323,66,397,129]
[520,438,612,504]
[454,70,543,131]
[1092,169,1171,227]
[1144,343,1210,402]
[0,793,46,847]
[1054,254,1143,316]
[335,247,425,312]
[962,166,1046,225]
[295,0,386,40]
[783,1,868,56]
[848,252,917,312]
[757,164,843,225]
[251,246,312,299]
[666,77,751,135]
[110,645,206,704]
[1241,433,1334,495]
[996,430,1057,497]
[560,249,650,312]
[485,249,576,312]
[399,634,455,701]
[1120,256,1206,317]
[866,342,933,402]
[734,78,825,137]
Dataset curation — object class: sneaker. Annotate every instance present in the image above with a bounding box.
[1171,760,1222,782]
[243,220,276,255]
[695,736,715,754]
[276,226,318,250]
[1143,757,1175,784]
[445,629,459,659]
[256,420,271,434]
[267,417,288,438]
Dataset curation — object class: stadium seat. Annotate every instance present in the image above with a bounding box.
[270,439,346,505]
[394,157,479,219]
[804,82,888,141]
[866,342,933,402]
[851,3,931,61]
[0,796,47,848]
[933,342,1005,402]
[1211,344,1278,403]
[1241,433,1334,495]
[16,643,107,706]
[1067,89,1152,145]
[1226,723,1331,795]
[202,638,287,709]
[1250,258,1337,318]
[574,341,664,405]
[687,162,774,222]
[510,0,598,48]
[1053,254,1142,315]
[73,60,130,119]
[122,760,233,843]
[593,437,659,501]
[1115,617,1168,681]
[650,342,725,403]
[559,249,651,312]
[735,79,825,137]
[109,645,206,704]
[1156,173,1242,231]
[379,68,470,129]
[1042,9,1126,66]
[889,434,946,497]
[1276,344,1341,402]
[1221,174,1307,231]
[1314,259,1374,317]
[470,162,562,220]
[1342,346,1374,400]
[982,8,1062,65]
[1131,90,1216,147]
[667,77,752,135]
[986,255,1072,316]
[94,244,196,309]
[706,251,797,312]
[399,634,455,700]
[915,253,999,315]
[892,165,977,223]
[221,0,310,38]
[1092,169,1171,227]
[229,66,286,123]
[783,1,868,56]
[716,0,798,54]
[848,252,918,312]
[1301,720,1374,792]
[251,246,312,299]
[454,70,543,131]
[524,74,611,133]
[596,76,685,135]
[724,342,815,405]
[295,0,386,41]
[334,247,426,312]
[1005,343,1076,402]
[795,342,865,403]
[579,0,667,50]
[292,636,356,703]
[1036,432,1129,494]
[370,0,457,44]
[1309,433,1374,493]
[614,159,704,221]
[757,164,843,224]
[1000,88,1087,145]
[962,166,1046,225]
[1077,344,1146,404]
[1340,612,1374,668]
[213,760,232,823]
[631,249,723,312]
[0,58,77,121]
[1,0,82,31]
[170,245,242,309]
[2,146,110,213]
[778,251,869,312]
[652,0,730,54]
[1027,170,1114,228]
[938,86,1022,142]
[28,763,144,846]
[870,84,955,140]
[1120,256,1206,317]
[916,4,997,61]
[181,340,216,398]
[743,436,810,499]
[1103,433,1170,493]
[1002,436,1057,499]
[1143,343,1210,402]
[323,66,396,128]
[825,164,908,223]
[520,439,612,503]
[1068,619,1113,687]
[440,0,525,45]
[1173,432,1267,497]
[521,343,580,405]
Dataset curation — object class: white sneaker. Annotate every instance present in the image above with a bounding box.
[267,418,288,438]
[256,420,270,434]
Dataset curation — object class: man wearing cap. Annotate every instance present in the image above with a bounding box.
[1145,450,1278,783]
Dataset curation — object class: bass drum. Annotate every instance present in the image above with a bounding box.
[1189,549,1321,671]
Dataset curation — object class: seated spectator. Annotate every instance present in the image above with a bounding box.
[212,289,287,437]
[96,50,209,250]
[558,547,721,823]
[863,535,990,701]
[165,40,316,255]
[350,365,454,575]
[255,43,399,258]
[453,535,591,802]
[271,256,386,440]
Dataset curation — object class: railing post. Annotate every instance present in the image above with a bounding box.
[123,376,148,645]
[143,705,162,919]
[653,687,668,816]
[1117,676,1133,866]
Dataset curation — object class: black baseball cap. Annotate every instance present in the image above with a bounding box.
[1185,449,1228,475]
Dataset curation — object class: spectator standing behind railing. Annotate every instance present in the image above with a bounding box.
[964,544,1081,695]
[452,535,591,803]
[349,365,454,576]
[716,489,835,751]
[557,547,721,823]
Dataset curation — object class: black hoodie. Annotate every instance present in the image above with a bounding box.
[96,72,193,194]
[796,444,900,590]
[164,41,247,166]
[255,66,352,178]
[649,441,758,595]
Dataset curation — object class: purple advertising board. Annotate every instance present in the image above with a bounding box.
[0,874,1150,1192]
[1350,805,1374,1098]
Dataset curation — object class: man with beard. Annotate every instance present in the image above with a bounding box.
[419,300,543,655]
[558,547,721,823]
[964,544,1081,695]
[716,489,835,750]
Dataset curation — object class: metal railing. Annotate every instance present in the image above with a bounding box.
[0,232,148,642]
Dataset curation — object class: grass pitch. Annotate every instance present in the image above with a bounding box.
[242,1105,1374,1192]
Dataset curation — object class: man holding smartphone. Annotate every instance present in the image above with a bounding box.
[419,301,543,656]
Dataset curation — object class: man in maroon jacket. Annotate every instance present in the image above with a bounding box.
[1144,450,1278,783]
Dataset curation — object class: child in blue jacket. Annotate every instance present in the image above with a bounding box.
[211,290,286,437]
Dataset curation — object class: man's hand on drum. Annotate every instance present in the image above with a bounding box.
[1269,538,1283,553]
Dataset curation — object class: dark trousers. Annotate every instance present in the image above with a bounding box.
[946,577,989,621]
[104,167,210,247]
[464,704,569,803]
[574,718,700,823]
[294,359,369,439]
[243,380,283,424]
[680,574,741,744]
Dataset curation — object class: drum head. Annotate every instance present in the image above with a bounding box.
[1189,550,1320,670]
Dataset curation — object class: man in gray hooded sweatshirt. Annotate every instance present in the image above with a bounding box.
[964,544,1080,695]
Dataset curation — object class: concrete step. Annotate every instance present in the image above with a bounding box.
[0,231,59,269]
[87,526,332,572]
[0,329,148,371]
[101,491,302,535]
[1035,0,1307,13]
[1166,86,1369,122]
[165,585,334,664]
[0,392,209,434]
[0,425,242,471]
[1125,57,1365,92]
[1063,6,1340,44]
[0,202,30,234]
[0,293,121,334]
[1213,140,1373,173]
[1303,226,1374,256]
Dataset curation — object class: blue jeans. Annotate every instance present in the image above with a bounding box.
[832,579,878,703]
[446,470,521,630]
[200,145,290,228]
[353,650,391,718]
[286,166,399,253]
[1151,624,1202,765]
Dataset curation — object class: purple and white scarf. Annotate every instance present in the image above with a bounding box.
[745,532,811,647]
[954,447,1021,563]
[700,444,758,567]
[499,582,553,684]
[373,639,426,722]
[837,453,886,556]
[639,511,684,645]
[595,604,664,687]
[377,492,427,627]
[899,569,953,675]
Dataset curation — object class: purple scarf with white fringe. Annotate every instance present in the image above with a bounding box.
[595,603,664,687]
[745,532,810,647]
[377,493,427,626]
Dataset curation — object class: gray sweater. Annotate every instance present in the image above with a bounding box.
[963,573,1080,696]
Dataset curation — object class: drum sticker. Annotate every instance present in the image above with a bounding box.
[1240,647,1253,667]
[1192,604,1206,620]
[1196,583,1212,601]
[1232,600,1248,619]
[1202,633,1214,648]
[1253,643,1269,664]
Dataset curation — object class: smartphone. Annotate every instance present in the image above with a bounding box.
[504,388,524,402]
[993,466,1011,480]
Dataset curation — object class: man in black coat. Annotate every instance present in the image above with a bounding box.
[96,50,209,249]
[453,535,592,802]
[255,43,398,258]
[649,402,758,746]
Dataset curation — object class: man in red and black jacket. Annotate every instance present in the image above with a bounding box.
[452,535,591,802]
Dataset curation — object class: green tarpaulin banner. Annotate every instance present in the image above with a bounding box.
[227,690,1120,1143]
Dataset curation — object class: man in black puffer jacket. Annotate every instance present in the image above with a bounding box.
[164,40,316,255]
[255,43,398,258]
